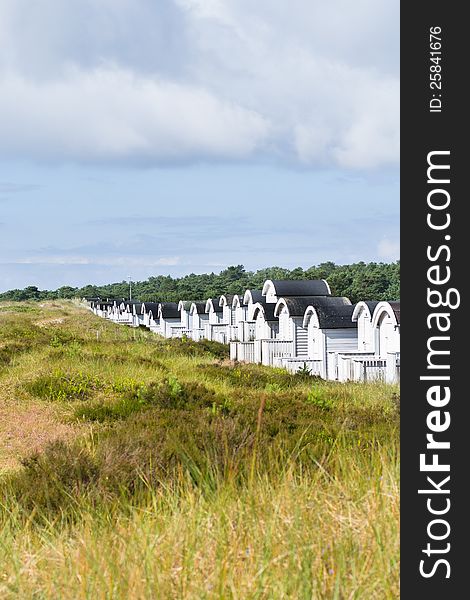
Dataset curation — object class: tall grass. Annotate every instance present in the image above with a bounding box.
[0,301,399,599]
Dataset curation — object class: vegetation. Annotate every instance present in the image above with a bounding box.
[0,301,399,598]
[0,261,399,304]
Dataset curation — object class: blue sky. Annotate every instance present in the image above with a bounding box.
[0,0,399,292]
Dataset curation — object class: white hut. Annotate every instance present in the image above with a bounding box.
[118,301,135,326]
[204,297,228,342]
[228,295,249,359]
[108,299,125,322]
[205,298,224,324]
[301,297,357,379]
[243,289,264,320]
[251,302,280,364]
[219,294,235,324]
[231,295,247,336]
[351,301,379,353]
[252,302,279,341]
[158,302,183,338]
[272,296,318,371]
[371,301,400,359]
[178,300,197,335]
[141,302,160,332]
[189,302,209,341]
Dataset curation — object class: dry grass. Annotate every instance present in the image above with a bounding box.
[0,300,399,599]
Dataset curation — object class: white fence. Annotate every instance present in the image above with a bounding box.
[258,339,295,366]
[230,341,255,363]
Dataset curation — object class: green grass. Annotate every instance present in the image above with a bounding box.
[0,300,399,599]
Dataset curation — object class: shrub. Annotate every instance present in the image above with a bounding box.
[26,371,103,401]
[306,387,333,411]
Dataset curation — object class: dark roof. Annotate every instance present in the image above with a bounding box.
[124,300,142,310]
[191,302,207,314]
[364,301,380,313]
[142,302,160,314]
[266,280,331,297]
[252,301,277,321]
[178,300,197,311]
[207,297,223,312]
[243,290,264,305]
[159,302,180,319]
[388,301,400,325]
[279,296,350,317]
[274,295,354,328]
[219,294,235,306]
[302,297,356,329]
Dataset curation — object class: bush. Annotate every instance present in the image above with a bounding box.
[26,371,103,401]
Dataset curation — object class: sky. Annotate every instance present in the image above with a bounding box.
[0,0,399,292]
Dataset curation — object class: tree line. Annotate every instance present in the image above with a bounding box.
[0,262,400,305]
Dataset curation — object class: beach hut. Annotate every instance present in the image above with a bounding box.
[141,302,160,332]
[189,302,209,341]
[351,301,380,353]
[158,302,182,338]
[204,297,227,342]
[371,301,400,359]
[301,297,357,379]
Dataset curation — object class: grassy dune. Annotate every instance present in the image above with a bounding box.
[0,301,399,599]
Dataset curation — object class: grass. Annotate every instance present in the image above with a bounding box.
[0,300,399,599]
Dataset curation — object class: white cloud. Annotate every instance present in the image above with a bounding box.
[0,0,399,169]
[0,68,269,162]
[9,255,180,267]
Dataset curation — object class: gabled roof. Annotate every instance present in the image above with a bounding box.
[262,279,331,298]
[124,300,142,311]
[351,300,380,322]
[243,289,264,305]
[205,297,223,313]
[231,294,243,309]
[219,294,235,307]
[389,301,400,325]
[141,302,160,315]
[276,295,349,318]
[178,300,199,311]
[158,302,180,319]
[371,301,400,328]
[252,301,278,321]
[300,297,356,329]
[190,302,207,315]
[97,301,113,309]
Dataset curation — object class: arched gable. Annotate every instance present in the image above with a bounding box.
[371,302,400,330]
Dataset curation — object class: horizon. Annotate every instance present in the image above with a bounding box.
[0,259,400,297]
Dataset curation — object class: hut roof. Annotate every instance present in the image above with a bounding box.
[190,302,207,315]
[159,302,180,319]
[242,290,264,305]
[300,297,356,329]
[141,302,160,315]
[252,301,278,321]
[388,301,400,325]
[370,301,401,329]
[263,279,331,298]
[351,300,380,322]
[178,300,199,311]
[205,297,223,313]
[219,294,235,307]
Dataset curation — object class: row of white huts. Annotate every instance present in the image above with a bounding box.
[86,279,400,383]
